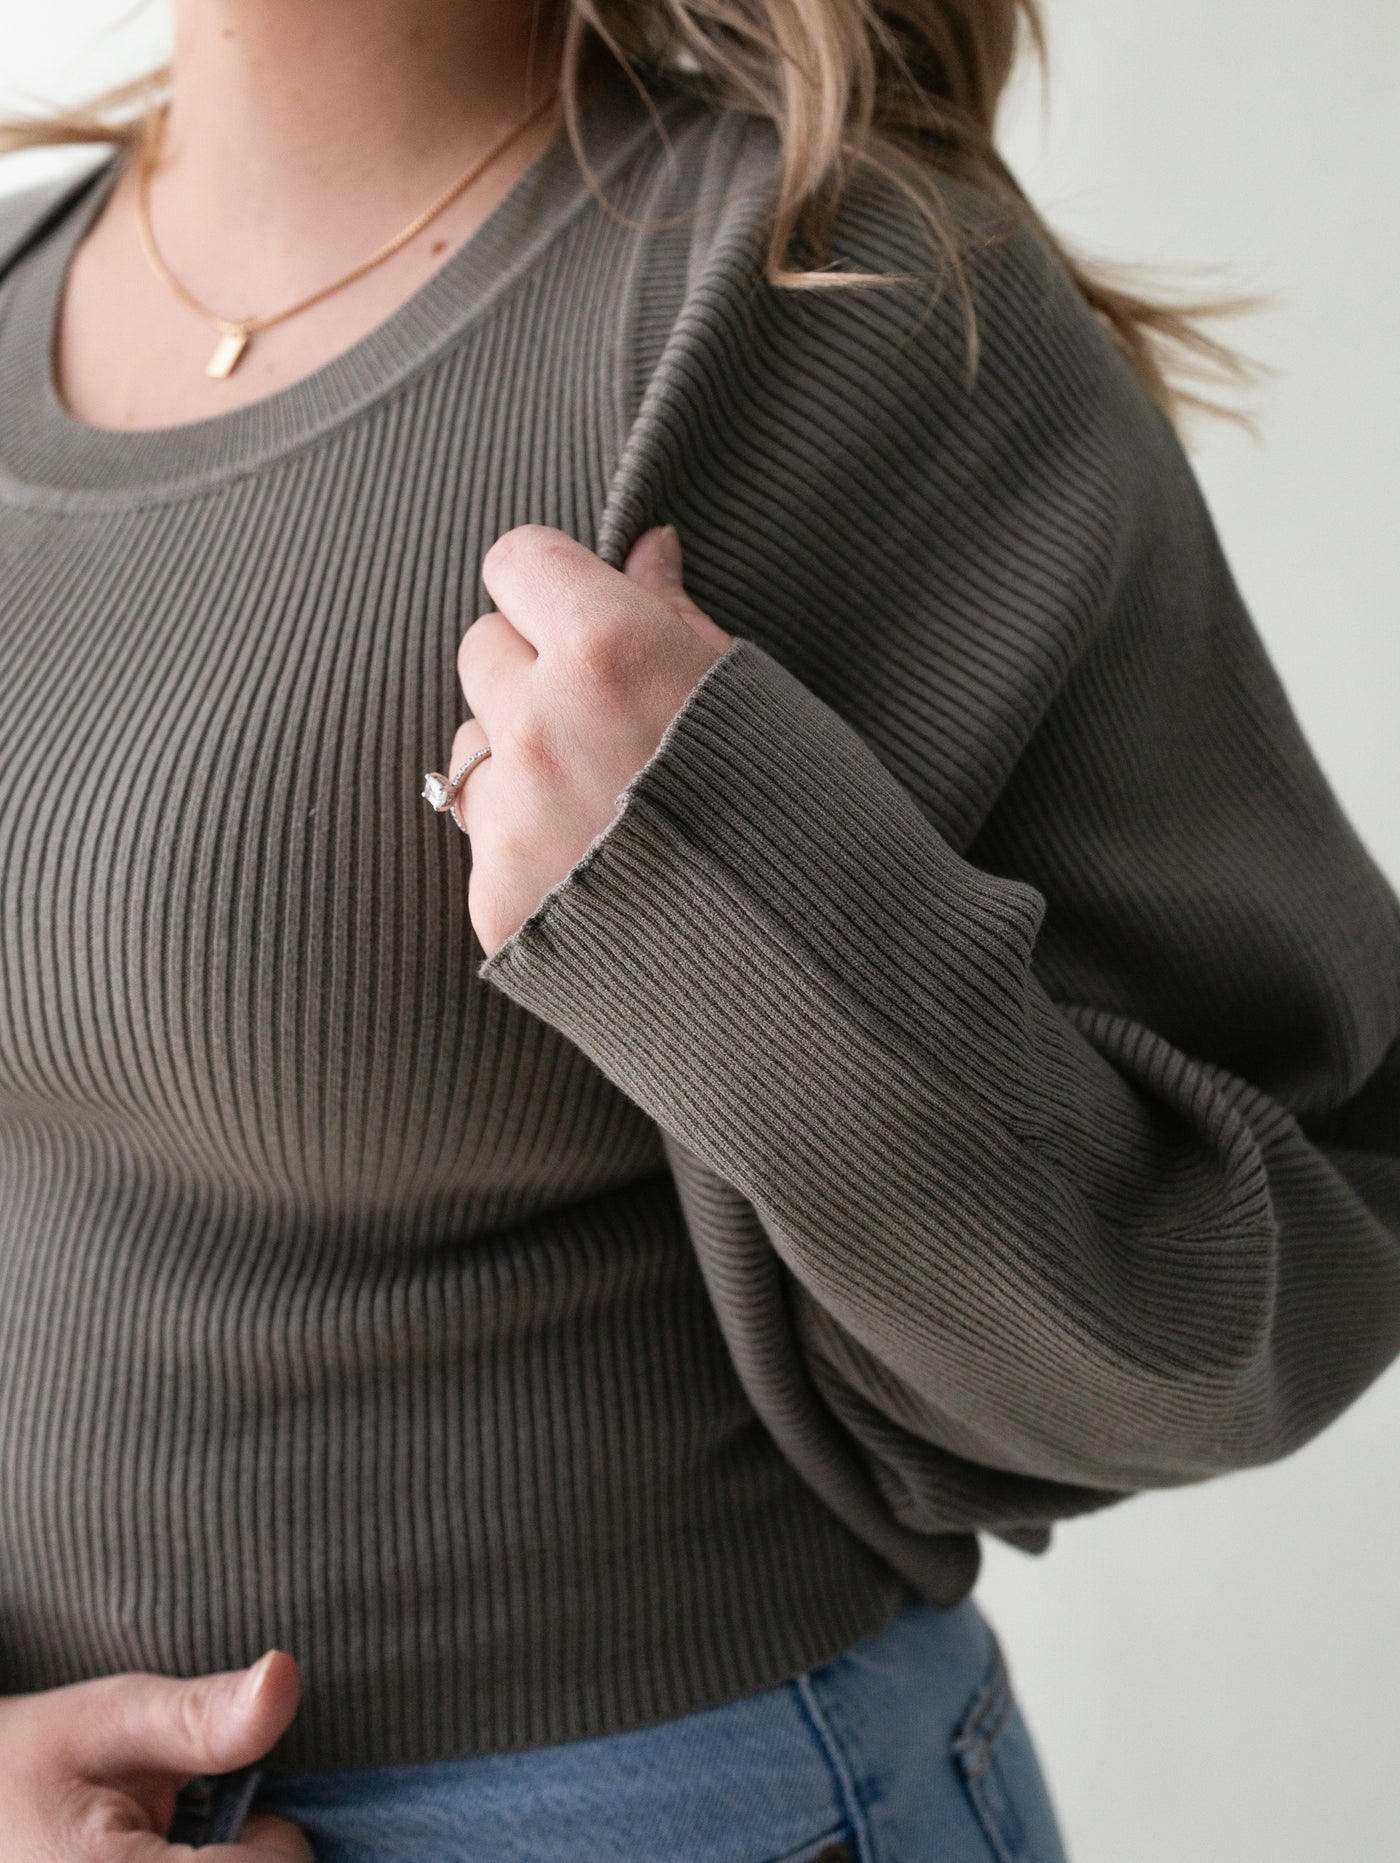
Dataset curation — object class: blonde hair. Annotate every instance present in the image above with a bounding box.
[1,0,1254,424]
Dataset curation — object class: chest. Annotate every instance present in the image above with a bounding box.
[0,360,662,1222]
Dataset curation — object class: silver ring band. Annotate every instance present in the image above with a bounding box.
[422,743,492,812]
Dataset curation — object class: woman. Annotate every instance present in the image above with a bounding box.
[0,0,1396,1855]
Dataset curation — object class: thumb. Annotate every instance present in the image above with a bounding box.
[73,1649,303,1780]
[112,1811,316,1863]
[622,523,732,651]
[115,1812,316,1863]
[214,1810,318,1859]
[622,521,688,597]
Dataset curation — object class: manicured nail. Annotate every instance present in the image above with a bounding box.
[657,523,683,583]
[240,1650,277,1710]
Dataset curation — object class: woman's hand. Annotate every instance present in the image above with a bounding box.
[0,1650,312,1859]
[447,522,733,959]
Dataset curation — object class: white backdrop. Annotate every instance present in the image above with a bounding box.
[3,3,1398,1859]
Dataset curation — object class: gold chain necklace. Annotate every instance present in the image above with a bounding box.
[134,87,561,379]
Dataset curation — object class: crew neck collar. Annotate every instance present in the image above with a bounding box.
[0,61,686,508]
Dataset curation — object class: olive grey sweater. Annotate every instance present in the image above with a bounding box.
[1,59,1398,1772]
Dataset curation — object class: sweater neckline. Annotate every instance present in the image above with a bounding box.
[0,61,678,506]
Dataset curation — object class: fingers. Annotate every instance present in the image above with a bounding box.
[620,524,732,651]
[481,522,729,660]
[445,715,491,835]
[67,1650,302,1782]
[103,1812,315,1862]
[480,524,640,650]
[225,1811,318,1859]
[456,606,533,738]
[621,521,684,592]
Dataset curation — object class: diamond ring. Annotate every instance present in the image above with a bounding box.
[422,744,493,813]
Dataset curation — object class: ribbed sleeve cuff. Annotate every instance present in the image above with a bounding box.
[476,634,1044,1139]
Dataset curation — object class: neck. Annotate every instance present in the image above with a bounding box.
[153,0,568,259]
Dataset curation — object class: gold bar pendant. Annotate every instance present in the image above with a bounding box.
[207,329,250,379]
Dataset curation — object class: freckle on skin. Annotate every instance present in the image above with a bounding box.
[430,239,447,255]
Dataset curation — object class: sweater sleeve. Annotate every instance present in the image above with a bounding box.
[476,197,1400,1499]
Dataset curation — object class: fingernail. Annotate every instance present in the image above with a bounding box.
[240,1650,277,1710]
[657,523,683,584]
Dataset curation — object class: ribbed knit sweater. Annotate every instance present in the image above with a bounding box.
[2,59,1399,1773]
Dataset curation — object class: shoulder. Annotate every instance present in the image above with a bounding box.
[797,158,1172,493]
[634,98,1171,487]
[645,109,1175,545]
[615,105,1221,722]
[590,72,1174,526]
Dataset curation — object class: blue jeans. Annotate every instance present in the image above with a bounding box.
[179,1590,1069,1861]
